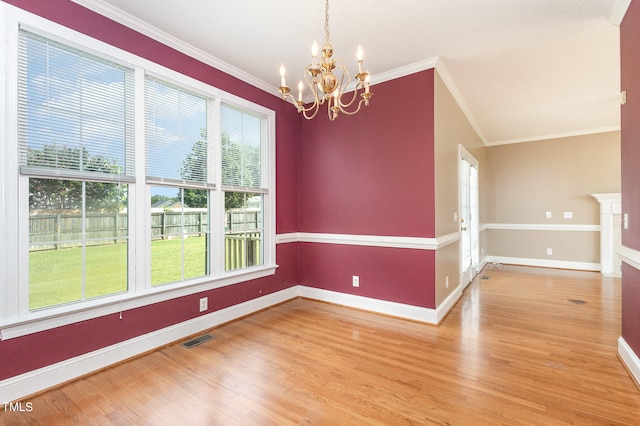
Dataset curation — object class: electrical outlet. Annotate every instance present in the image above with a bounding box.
[546,211,552,218]
[563,211,573,219]
[352,276,359,287]
[199,297,208,312]
[546,248,553,256]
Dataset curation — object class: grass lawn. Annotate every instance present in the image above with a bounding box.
[29,236,208,310]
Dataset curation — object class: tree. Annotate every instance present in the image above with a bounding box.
[179,136,208,208]
[151,194,173,206]
[28,144,127,211]
[180,130,261,209]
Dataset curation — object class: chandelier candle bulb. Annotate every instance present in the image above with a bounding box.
[279,64,286,87]
[357,45,363,73]
[312,41,319,68]
[298,81,303,102]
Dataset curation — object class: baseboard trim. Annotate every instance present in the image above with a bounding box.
[299,285,462,325]
[484,255,600,271]
[1,284,466,402]
[0,286,299,403]
[618,337,640,388]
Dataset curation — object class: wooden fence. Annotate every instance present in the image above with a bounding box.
[29,211,262,269]
[29,212,128,249]
[150,211,209,239]
[225,231,261,271]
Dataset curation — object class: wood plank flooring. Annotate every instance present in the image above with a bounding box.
[3,265,640,425]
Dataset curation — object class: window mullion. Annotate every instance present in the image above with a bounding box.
[134,67,147,292]
[210,97,224,276]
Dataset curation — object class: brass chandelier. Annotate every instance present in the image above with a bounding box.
[278,0,372,121]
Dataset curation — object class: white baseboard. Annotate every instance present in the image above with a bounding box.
[1,284,465,403]
[484,255,600,271]
[299,284,462,325]
[0,287,299,403]
[618,337,640,387]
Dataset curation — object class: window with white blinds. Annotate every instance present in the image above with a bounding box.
[18,29,135,181]
[2,7,275,328]
[145,77,213,187]
[221,104,266,192]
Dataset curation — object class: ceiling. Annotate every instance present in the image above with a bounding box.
[72,0,626,145]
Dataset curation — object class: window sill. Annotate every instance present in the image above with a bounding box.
[0,264,278,340]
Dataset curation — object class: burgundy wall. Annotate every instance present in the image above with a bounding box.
[0,0,299,380]
[0,0,440,381]
[299,243,436,307]
[621,0,640,357]
[298,70,436,237]
[297,70,437,308]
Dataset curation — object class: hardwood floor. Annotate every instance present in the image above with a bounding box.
[4,265,640,425]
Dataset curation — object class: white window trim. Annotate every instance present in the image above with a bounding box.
[0,3,277,340]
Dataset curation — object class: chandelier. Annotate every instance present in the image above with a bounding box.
[278,0,373,121]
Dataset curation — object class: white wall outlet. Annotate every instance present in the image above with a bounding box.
[546,211,552,218]
[352,276,360,287]
[453,212,459,223]
[563,211,573,219]
[446,276,449,288]
[199,297,208,312]
[546,248,553,255]
[624,213,629,230]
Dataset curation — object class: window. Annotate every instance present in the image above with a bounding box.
[221,105,267,271]
[18,29,134,310]
[1,7,275,337]
[145,77,212,286]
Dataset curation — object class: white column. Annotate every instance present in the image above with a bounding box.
[592,193,622,277]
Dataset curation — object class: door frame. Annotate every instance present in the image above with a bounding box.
[459,144,480,289]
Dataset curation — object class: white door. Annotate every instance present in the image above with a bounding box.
[459,146,479,288]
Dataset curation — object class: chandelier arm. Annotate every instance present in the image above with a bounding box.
[336,98,367,116]
[280,88,321,120]
[336,85,363,111]
[302,101,321,120]
[332,64,362,111]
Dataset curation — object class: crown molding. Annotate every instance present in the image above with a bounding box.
[69,0,275,95]
[435,58,489,145]
[371,57,438,85]
[484,125,621,146]
[610,0,632,26]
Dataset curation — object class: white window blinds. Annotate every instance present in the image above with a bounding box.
[221,104,266,192]
[18,29,135,181]
[145,77,213,187]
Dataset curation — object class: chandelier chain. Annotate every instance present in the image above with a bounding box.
[324,0,331,44]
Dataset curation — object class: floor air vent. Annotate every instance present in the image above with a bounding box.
[181,334,214,349]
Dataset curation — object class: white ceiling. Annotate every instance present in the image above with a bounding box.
[72,0,625,145]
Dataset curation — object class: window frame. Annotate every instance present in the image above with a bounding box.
[0,4,277,340]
